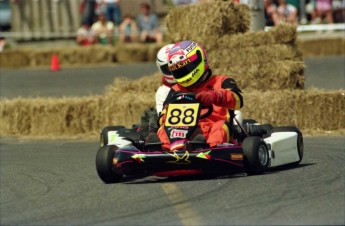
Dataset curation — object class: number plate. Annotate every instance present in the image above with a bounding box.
[165,103,200,127]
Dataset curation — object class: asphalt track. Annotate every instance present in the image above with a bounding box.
[0,136,344,225]
[0,57,344,225]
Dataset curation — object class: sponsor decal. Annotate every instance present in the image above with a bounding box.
[196,150,211,160]
[132,154,146,163]
[170,129,188,138]
[108,131,118,144]
[179,77,192,84]
[168,49,185,62]
[169,58,191,71]
[167,151,191,164]
[171,126,189,129]
[185,41,197,53]
[231,153,243,161]
[191,68,199,76]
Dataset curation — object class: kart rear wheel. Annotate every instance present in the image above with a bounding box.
[100,126,125,147]
[242,136,269,175]
[271,126,303,165]
[96,145,123,183]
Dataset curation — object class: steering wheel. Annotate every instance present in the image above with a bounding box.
[168,92,213,119]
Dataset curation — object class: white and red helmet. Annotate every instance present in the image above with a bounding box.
[156,44,176,85]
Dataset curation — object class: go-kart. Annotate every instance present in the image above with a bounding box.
[96,93,303,183]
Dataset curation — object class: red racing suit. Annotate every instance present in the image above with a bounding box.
[157,74,243,150]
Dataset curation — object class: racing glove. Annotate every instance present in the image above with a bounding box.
[196,91,217,107]
[196,89,236,108]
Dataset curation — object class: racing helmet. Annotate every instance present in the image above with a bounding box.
[156,44,176,85]
[168,40,209,87]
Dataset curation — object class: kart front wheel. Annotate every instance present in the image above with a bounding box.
[96,145,123,183]
[242,136,269,175]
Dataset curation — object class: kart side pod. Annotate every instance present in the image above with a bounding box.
[264,132,301,167]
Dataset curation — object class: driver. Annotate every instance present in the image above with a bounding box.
[157,40,243,150]
[155,44,177,114]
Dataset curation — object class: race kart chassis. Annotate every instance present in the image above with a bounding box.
[96,93,303,183]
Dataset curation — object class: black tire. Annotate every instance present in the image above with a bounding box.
[271,126,303,165]
[100,126,125,147]
[242,136,269,175]
[96,145,123,183]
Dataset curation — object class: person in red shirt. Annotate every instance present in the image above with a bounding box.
[156,40,243,151]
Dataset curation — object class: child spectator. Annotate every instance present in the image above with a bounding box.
[118,14,138,43]
[76,23,95,46]
[91,12,115,45]
[277,0,298,24]
[311,0,334,24]
[136,3,163,44]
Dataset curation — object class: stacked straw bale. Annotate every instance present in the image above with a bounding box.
[0,49,31,67]
[165,1,304,90]
[1,88,344,136]
[115,43,162,63]
[165,0,250,44]
[0,45,117,68]
[297,37,345,56]
[0,44,166,68]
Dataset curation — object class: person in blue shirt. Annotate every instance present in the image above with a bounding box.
[136,3,163,44]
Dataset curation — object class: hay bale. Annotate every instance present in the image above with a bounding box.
[205,24,304,91]
[165,0,250,44]
[0,49,31,68]
[211,24,297,50]
[212,60,304,91]
[243,89,345,131]
[89,45,115,63]
[30,49,55,67]
[104,72,161,97]
[147,44,165,61]
[1,86,344,136]
[115,43,150,63]
[297,37,345,56]
[164,1,303,91]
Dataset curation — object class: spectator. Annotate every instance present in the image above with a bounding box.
[91,13,115,45]
[311,0,334,24]
[136,3,163,44]
[264,0,279,26]
[276,0,298,24]
[80,0,97,26]
[99,0,122,25]
[118,14,138,43]
[76,23,95,46]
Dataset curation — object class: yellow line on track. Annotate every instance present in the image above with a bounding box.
[161,183,203,226]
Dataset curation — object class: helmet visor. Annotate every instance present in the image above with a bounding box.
[160,64,172,75]
[170,50,202,79]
